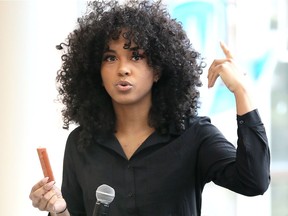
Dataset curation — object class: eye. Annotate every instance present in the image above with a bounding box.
[103,55,117,62]
[132,51,145,61]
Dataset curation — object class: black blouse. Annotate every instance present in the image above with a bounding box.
[61,109,270,216]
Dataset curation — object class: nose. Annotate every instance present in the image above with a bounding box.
[118,69,131,76]
[118,61,131,76]
[119,70,130,76]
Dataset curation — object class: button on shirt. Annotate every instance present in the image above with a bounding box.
[61,109,270,216]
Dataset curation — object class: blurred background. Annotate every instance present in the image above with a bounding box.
[0,0,287,215]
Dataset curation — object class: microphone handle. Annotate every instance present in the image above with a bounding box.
[92,201,110,216]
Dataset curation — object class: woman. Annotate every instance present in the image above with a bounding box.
[29,0,270,215]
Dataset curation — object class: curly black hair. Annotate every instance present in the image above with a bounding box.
[56,0,204,148]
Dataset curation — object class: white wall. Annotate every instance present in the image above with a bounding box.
[0,1,79,215]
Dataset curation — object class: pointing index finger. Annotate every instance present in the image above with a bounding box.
[220,41,233,59]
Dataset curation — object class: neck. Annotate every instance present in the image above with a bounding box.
[113,103,153,134]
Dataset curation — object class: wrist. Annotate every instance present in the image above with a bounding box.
[56,207,67,215]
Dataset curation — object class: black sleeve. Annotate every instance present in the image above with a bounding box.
[198,109,270,196]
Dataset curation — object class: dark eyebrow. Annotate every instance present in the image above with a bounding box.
[103,46,141,53]
[129,46,140,51]
[103,48,116,53]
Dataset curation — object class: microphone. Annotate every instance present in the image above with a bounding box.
[92,184,115,216]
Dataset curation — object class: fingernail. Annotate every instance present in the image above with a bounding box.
[48,180,55,186]
[44,181,55,190]
[42,177,49,183]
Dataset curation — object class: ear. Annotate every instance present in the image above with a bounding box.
[154,75,159,82]
[153,68,161,82]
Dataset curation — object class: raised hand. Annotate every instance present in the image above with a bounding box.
[207,41,254,115]
[207,41,246,94]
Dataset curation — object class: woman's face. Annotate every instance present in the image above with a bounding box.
[101,35,158,108]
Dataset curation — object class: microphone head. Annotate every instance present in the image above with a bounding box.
[96,184,115,205]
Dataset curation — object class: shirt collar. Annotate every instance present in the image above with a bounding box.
[95,130,173,160]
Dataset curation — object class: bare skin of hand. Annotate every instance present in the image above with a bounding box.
[207,41,254,115]
[29,177,67,214]
[207,41,246,93]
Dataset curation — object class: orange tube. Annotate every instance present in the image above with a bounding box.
[37,148,55,182]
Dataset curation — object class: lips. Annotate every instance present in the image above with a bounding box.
[115,80,133,91]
